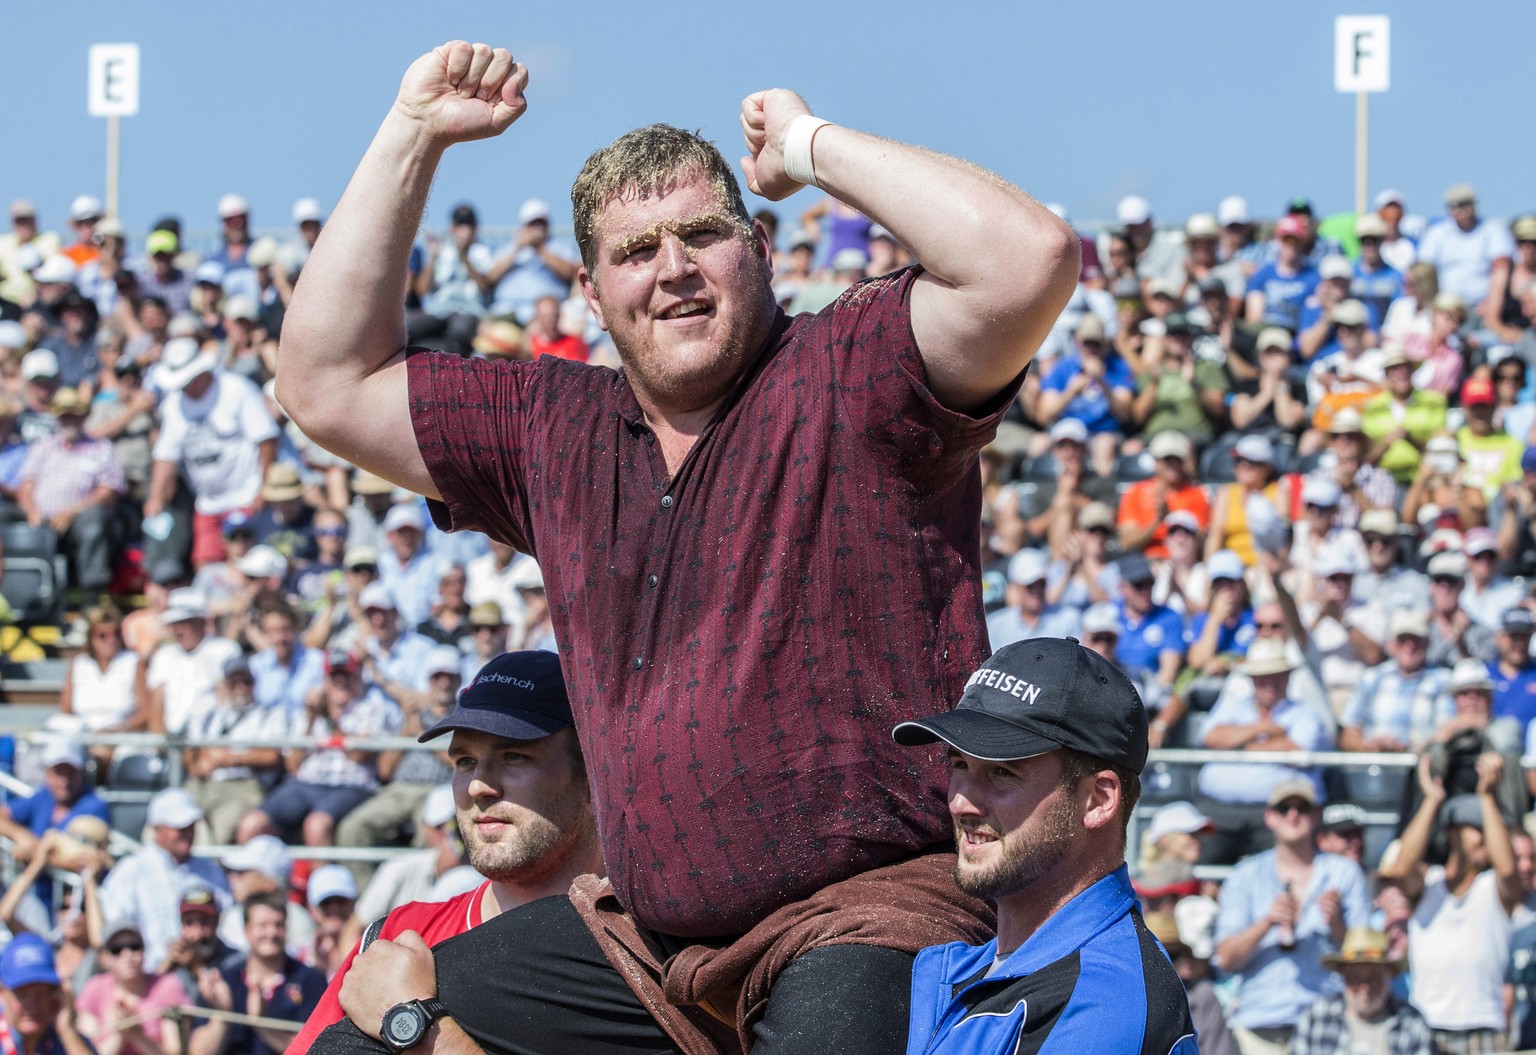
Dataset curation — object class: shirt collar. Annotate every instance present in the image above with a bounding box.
[994,865,1136,978]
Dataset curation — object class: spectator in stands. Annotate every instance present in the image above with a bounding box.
[299,865,357,980]
[40,291,101,389]
[134,231,193,316]
[1197,641,1334,862]
[1291,928,1429,1055]
[1351,510,1427,614]
[1245,214,1320,334]
[240,650,400,850]
[412,204,493,356]
[463,539,530,624]
[1300,256,1380,355]
[1338,610,1447,753]
[506,562,557,652]
[351,784,463,923]
[1035,314,1136,476]
[0,934,92,1055]
[143,589,243,737]
[1458,375,1525,504]
[60,605,142,755]
[155,887,234,1000]
[1143,911,1238,1055]
[1499,447,1536,573]
[145,338,279,569]
[1131,312,1229,445]
[985,549,1080,651]
[1150,510,1204,614]
[522,295,588,362]
[217,836,311,957]
[1487,608,1536,728]
[1137,800,1212,875]
[192,892,326,1055]
[291,508,348,615]
[1315,804,1367,866]
[1362,346,1446,488]
[101,790,231,968]
[1371,190,1416,273]
[1306,410,1397,533]
[1117,431,1209,558]
[375,504,441,629]
[1184,549,1256,680]
[1008,419,1118,552]
[0,736,110,863]
[1296,545,1387,713]
[1229,327,1307,436]
[1403,293,1468,400]
[1206,434,1294,567]
[76,918,190,1055]
[1351,215,1405,321]
[415,564,469,645]
[1428,658,1529,813]
[1417,183,1514,325]
[1114,551,1185,707]
[183,656,294,844]
[484,200,579,326]
[1381,756,1521,1053]
[1404,434,1486,531]
[461,603,508,681]
[337,647,459,883]
[249,603,324,716]
[18,349,61,445]
[1212,776,1370,1054]
[355,582,436,705]
[245,464,315,562]
[1463,529,1523,629]
[0,834,104,991]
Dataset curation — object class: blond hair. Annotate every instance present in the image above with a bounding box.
[570,124,751,274]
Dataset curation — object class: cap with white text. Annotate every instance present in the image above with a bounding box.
[419,651,573,743]
[893,637,1148,772]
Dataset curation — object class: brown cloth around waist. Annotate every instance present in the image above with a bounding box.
[568,852,995,1055]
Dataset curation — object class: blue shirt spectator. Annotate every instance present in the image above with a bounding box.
[1246,261,1319,333]
[250,641,325,717]
[1039,344,1135,436]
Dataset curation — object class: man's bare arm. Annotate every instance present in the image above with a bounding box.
[275,42,528,497]
[740,92,1078,413]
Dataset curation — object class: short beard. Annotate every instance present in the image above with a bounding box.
[463,805,595,886]
[954,791,1079,901]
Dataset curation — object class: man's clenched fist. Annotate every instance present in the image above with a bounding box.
[739,88,815,201]
[394,41,529,146]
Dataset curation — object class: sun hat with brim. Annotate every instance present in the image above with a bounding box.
[0,933,59,989]
[147,788,204,829]
[419,651,573,744]
[1239,638,1295,678]
[260,464,304,503]
[1447,657,1495,694]
[1266,777,1318,809]
[1148,800,1215,843]
[1322,928,1406,973]
[893,638,1149,772]
[48,390,88,417]
[1131,859,1202,902]
[157,337,217,392]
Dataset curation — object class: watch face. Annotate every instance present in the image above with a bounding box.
[385,1007,421,1046]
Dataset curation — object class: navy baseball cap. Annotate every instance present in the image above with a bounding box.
[419,651,572,743]
[0,933,59,989]
[893,638,1149,773]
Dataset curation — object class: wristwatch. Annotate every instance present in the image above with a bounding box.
[379,998,448,1053]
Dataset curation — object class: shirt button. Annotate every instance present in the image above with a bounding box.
[633,656,644,670]
[647,574,658,589]
[660,495,673,509]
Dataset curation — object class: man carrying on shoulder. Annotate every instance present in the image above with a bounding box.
[278,38,1075,1053]
[288,651,601,1055]
[892,638,1196,1055]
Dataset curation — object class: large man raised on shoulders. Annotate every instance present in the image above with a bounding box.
[278,41,1077,1054]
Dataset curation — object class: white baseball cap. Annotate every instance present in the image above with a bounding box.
[1006,549,1050,586]
[1217,195,1250,226]
[1301,477,1342,508]
[426,646,463,678]
[147,788,204,829]
[421,784,457,829]
[236,545,288,581]
[1206,550,1245,583]
[217,193,249,219]
[306,864,358,907]
[1233,434,1275,465]
[32,256,76,285]
[519,198,551,225]
[291,197,324,225]
[69,195,104,222]
[1048,418,1088,445]
[1315,545,1359,578]
[382,504,426,534]
[358,582,396,612]
[1147,801,1214,843]
[222,835,292,881]
[1081,603,1120,635]
[38,736,86,771]
[162,587,209,624]
[1117,195,1152,226]
[20,348,59,382]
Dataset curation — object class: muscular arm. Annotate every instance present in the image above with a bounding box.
[742,93,1079,413]
[276,43,528,497]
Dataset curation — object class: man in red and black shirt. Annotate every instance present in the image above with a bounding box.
[286,651,600,1055]
[279,39,1078,1055]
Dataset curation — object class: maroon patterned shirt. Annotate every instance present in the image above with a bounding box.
[410,268,1012,936]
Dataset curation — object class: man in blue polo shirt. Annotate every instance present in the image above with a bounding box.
[894,638,1197,1055]
[1116,552,1186,715]
[0,736,110,858]
[1489,608,1536,731]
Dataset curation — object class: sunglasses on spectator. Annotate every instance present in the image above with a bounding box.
[472,623,502,633]
[1087,632,1117,645]
[1270,800,1315,817]
[1166,525,1194,536]
[1255,621,1285,631]
[1469,551,1496,561]
[315,527,347,537]
[348,564,378,574]
[107,941,144,955]
[1431,576,1461,586]
[1364,534,1393,547]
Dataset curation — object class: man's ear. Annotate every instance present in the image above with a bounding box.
[577,268,608,333]
[1081,770,1122,834]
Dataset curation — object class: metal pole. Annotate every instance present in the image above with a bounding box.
[106,114,121,218]
[1355,91,1368,218]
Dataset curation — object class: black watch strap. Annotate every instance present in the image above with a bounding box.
[418,998,448,1024]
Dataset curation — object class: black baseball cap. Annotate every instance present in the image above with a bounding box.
[893,638,1149,773]
[419,651,572,743]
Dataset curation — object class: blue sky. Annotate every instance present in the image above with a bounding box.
[6,1,1532,242]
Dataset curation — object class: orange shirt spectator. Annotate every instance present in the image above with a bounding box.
[1118,431,1211,558]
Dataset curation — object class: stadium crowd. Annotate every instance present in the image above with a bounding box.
[0,179,1534,1053]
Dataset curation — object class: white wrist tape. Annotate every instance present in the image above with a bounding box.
[782,115,831,188]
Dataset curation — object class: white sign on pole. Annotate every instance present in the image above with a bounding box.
[1335,16,1390,93]
[88,44,140,117]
